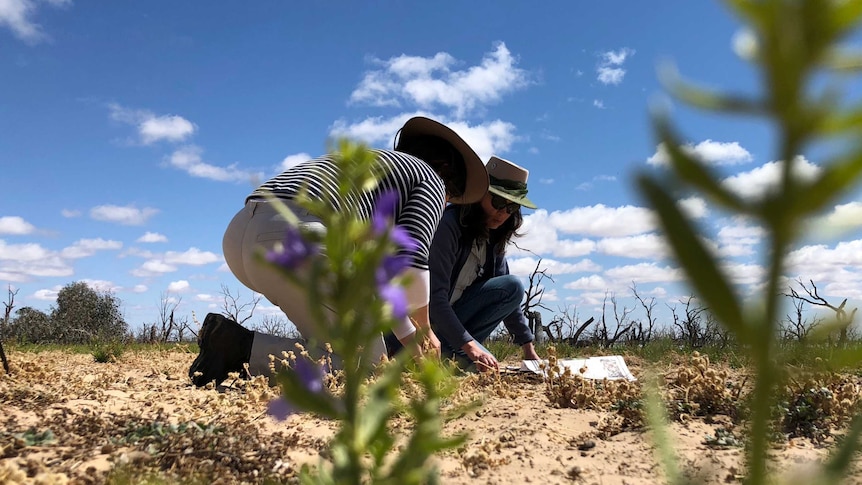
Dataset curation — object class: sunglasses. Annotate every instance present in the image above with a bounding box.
[490,194,520,214]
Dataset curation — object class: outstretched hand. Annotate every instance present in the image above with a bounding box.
[462,341,498,372]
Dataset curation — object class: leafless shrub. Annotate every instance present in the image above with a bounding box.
[591,292,635,348]
[783,279,857,345]
[220,284,261,325]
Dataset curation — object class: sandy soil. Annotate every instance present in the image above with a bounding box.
[0,348,856,484]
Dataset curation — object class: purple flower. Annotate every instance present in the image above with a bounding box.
[267,397,295,421]
[266,225,318,269]
[390,226,419,252]
[294,358,325,394]
[379,283,408,319]
[372,190,400,234]
[266,358,325,422]
[377,254,410,285]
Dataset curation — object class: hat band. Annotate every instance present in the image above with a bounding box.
[489,175,529,198]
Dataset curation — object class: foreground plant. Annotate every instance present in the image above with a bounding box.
[638,0,862,483]
[261,140,464,485]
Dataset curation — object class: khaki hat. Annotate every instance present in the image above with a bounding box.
[396,117,488,204]
[486,156,537,209]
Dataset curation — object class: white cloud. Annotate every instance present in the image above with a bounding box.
[564,275,609,291]
[279,153,311,172]
[167,280,190,292]
[508,256,602,277]
[132,284,148,293]
[163,247,220,265]
[722,156,820,200]
[597,67,625,85]
[137,231,167,243]
[81,279,120,293]
[0,0,69,44]
[647,140,753,166]
[167,145,263,183]
[33,287,60,301]
[131,260,177,277]
[596,234,669,260]
[0,240,72,281]
[593,99,605,109]
[549,205,658,238]
[61,209,81,218]
[61,238,122,259]
[596,48,634,85]
[511,210,597,258]
[90,204,159,226]
[349,42,530,118]
[108,103,196,144]
[604,262,684,284]
[0,216,35,235]
[139,115,196,144]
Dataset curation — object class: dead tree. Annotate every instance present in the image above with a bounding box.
[669,296,708,348]
[521,257,554,340]
[781,295,822,342]
[783,278,858,344]
[1,286,17,374]
[220,284,261,325]
[544,304,595,346]
[593,291,635,348]
[630,283,657,346]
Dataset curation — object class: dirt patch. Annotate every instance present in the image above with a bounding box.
[0,348,859,484]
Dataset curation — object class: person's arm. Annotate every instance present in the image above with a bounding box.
[428,210,474,349]
[497,256,537,354]
[392,179,446,359]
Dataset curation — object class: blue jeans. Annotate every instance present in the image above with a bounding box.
[438,274,524,370]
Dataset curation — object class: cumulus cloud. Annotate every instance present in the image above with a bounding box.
[549,204,658,238]
[167,280,190,292]
[508,256,602,277]
[90,204,159,226]
[108,103,196,144]
[61,238,122,259]
[163,247,220,265]
[596,48,634,85]
[61,209,81,218]
[596,234,669,260]
[0,240,72,281]
[722,156,820,200]
[137,231,167,243]
[279,153,311,172]
[349,42,530,118]
[647,140,753,166]
[0,216,35,235]
[131,260,177,277]
[0,0,69,44]
[167,145,263,183]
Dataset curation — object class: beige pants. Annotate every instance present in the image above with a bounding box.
[222,199,387,376]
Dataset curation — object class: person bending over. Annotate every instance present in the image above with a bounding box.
[189,117,489,387]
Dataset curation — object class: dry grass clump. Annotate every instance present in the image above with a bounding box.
[777,367,861,444]
[664,351,745,422]
[542,346,643,434]
[457,437,511,478]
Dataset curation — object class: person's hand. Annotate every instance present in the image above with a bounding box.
[462,341,498,372]
[422,331,442,360]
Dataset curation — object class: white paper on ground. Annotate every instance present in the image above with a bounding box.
[519,356,636,381]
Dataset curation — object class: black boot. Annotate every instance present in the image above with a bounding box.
[189,313,254,387]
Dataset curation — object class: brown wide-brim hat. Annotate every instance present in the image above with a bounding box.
[397,116,488,204]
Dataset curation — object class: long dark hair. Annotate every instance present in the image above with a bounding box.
[458,202,523,256]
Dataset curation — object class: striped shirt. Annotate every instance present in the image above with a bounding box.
[248,149,446,271]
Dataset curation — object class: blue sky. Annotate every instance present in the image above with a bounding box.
[3,1,861,333]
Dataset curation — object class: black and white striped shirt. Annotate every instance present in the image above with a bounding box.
[248,149,446,271]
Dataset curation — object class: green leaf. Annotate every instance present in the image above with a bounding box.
[636,175,747,343]
[792,149,862,215]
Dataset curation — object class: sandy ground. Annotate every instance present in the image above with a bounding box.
[0,347,857,484]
